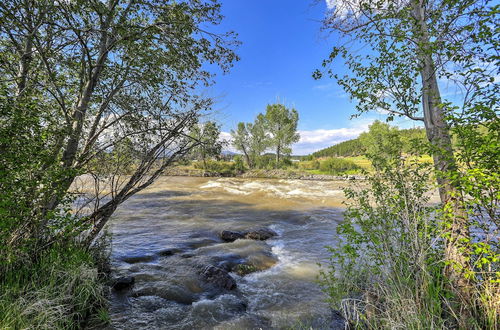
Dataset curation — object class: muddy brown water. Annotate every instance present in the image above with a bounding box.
[108,176,356,329]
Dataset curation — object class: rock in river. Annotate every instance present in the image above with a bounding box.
[112,276,135,290]
[200,265,237,290]
[244,228,277,241]
[219,230,245,242]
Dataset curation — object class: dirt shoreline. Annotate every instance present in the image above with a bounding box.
[164,167,365,181]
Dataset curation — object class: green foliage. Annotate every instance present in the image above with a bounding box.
[264,103,300,166]
[318,158,360,175]
[231,121,262,168]
[0,243,108,329]
[88,138,139,176]
[359,120,403,169]
[445,95,500,327]
[312,139,365,158]
[189,121,223,168]
[232,155,246,173]
[311,127,426,159]
[231,105,300,169]
[320,159,455,328]
[297,160,321,171]
[192,160,238,176]
[0,0,239,249]
[0,88,80,267]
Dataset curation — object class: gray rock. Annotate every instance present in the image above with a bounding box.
[220,230,245,242]
[112,276,135,290]
[244,228,277,241]
[200,265,237,290]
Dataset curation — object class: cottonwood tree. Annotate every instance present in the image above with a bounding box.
[189,121,223,169]
[0,0,238,248]
[248,113,269,166]
[230,114,269,168]
[264,103,300,166]
[231,122,253,167]
[315,0,498,321]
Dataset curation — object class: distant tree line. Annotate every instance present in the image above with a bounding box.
[311,123,426,158]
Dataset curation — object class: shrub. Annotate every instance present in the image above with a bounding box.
[320,160,454,328]
[233,155,246,172]
[298,160,320,170]
[193,160,238,175]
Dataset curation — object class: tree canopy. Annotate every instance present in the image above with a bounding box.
[0,0,239,254]
[264,103,300,166]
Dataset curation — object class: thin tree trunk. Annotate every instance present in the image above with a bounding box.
[276,145,280,168]
[241,145,252,168]
[16,34,33,96]
[412,0,471,322]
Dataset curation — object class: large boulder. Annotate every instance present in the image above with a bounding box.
[244,228,277,241]
[219,230,245,242]
[200,265,237,290]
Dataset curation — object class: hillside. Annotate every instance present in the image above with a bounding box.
[312,138,364,158]
[311,127,426,158]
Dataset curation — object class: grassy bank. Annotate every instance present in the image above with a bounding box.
[167,156,433,178]
[0,244,109,329]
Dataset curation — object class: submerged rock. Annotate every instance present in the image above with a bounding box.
[158,248,182,257]
[112,276,135,290]
[220,230,245,242]
[200,265,237,290]
[185,238,220,249]
[244,228,277,241]
[121,255,155,264]
[132,283,198,305]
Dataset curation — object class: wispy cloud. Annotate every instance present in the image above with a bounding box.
[313,82,336,90]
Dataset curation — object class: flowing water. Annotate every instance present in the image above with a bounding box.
[108,176,355,329]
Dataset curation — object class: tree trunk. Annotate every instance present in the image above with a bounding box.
[412,0,471,322]
[276,145,280,168]
[242,147,252,168]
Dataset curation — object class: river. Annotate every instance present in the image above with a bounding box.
[108,176,354,329]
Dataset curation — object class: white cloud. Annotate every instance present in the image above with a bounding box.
[293,125,369,155]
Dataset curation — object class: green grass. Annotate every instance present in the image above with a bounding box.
[0,244,109,329]
[343,156,372,170]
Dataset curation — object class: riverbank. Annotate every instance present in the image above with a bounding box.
[164,166,365,181]
[0,243,110,329]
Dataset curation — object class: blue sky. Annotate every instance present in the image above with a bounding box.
[208,0,420,155]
